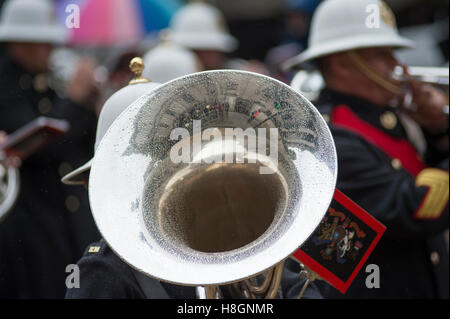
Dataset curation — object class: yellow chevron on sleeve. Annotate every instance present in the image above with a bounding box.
[414,169,449,219]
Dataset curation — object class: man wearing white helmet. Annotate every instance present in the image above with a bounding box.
[168,1,238,70]
[286,0,448,299]
[0,0,100,298]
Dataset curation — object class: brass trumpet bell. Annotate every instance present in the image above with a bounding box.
[89,70,337,288]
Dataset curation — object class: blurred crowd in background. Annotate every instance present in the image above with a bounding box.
[1,0,448,117]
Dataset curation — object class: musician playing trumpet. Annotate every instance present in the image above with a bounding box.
[285,0,448,299]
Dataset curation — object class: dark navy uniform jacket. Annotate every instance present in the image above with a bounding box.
[315,89,449,299]
[0,53,100,298]
[65,239,323,299]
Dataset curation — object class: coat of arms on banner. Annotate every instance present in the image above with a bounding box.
[293,189,386,294]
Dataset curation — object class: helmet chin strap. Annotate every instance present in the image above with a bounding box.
[346,51,403,95]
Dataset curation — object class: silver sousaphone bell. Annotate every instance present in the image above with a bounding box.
[89,70,337,298]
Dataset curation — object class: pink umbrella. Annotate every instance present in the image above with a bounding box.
[57,0,181,47]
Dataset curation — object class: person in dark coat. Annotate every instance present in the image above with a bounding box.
[285,0,448,298]
[0,0,100,298]
[65,238,323,299]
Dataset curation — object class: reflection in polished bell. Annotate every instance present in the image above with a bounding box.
[89,70,337,296]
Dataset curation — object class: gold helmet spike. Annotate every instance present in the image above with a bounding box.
[129,57,151,85]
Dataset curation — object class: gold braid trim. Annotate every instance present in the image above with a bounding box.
[415,168,449,219]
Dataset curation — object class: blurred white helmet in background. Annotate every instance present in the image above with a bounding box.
[168,1,238,53]
[62,58,161,185]
[0,0,66,44]
[143,42,204,83]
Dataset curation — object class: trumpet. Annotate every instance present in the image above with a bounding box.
[391,66,449,87]
[391,65,449,115]
[290,65,450,115]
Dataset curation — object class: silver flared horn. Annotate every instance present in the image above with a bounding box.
[89,70,337,296]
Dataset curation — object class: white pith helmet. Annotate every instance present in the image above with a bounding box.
[168,1,238,53]
[283,0,415,70]
[143,40,203,83]
[0,0,66,44]
[62,58,161,185]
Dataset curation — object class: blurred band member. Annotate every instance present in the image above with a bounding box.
[0,0,100,298]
